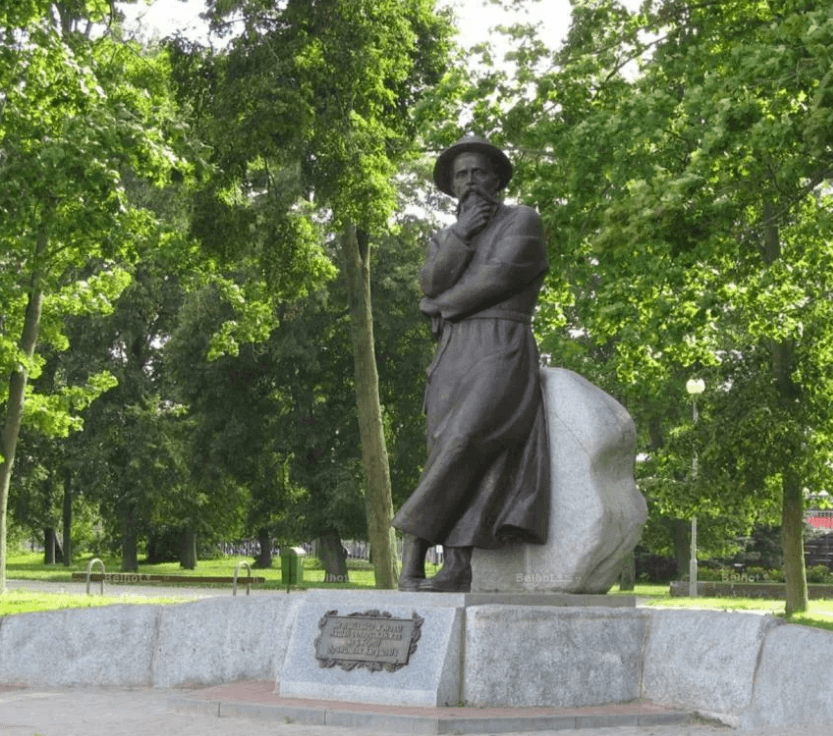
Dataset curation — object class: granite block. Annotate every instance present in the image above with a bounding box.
[642,609,780,721]
[304,589,633,608]
[153,595,302,688]
[739,623,833,729]
[302,589,468,609]
[0,604,158,686]
[462,592,635,607]
[278,592,463,707]
[5,588,833,731]
[463,606,648,707]
[472,367,647,594]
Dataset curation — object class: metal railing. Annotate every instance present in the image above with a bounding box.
[232,561,253,596]
[85,558,106,595]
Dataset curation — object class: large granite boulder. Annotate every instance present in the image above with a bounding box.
[471,367,647,593]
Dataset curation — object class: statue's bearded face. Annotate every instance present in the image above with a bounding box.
[451,152,500,202]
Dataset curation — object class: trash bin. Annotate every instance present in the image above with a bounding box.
[281,546,306,586]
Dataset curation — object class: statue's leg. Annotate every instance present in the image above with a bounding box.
[419,547,472,592]
[398,535,430,592]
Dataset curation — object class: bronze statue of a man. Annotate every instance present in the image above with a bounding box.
[392,135,550,592]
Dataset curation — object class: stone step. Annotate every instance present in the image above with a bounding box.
[169,680,693,734]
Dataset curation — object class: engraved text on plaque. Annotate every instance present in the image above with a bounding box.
[314,609,423,672]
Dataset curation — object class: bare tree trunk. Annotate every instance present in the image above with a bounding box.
[0,247,46,591]
[340,224,398,589]
[782,469,808,615]
[672,519,691,580]
[318,529,349,583]
[180,527,197,569]
[255,527,272,570]
[763,202,808,614]
[62,468,72,567]
[43,528,57,565]
[121,503,139,572]
[254,527,272,568]
[618,549,636,591]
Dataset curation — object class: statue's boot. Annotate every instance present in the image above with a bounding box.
[398,535,430,592]
[419,547,473,592]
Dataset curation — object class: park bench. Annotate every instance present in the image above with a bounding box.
[71,559,266,595]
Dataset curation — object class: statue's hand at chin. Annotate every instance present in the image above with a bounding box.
[454,190,495,241]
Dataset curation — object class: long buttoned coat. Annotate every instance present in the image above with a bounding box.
[392,203,550,549]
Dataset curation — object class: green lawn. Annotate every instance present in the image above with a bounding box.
[610,582,833,631]
[4,552,833,631]
[0,589,183,616]
[4,550,441,589]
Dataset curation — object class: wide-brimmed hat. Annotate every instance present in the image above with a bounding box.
[433,134,513,197]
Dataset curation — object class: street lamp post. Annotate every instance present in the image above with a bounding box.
[686,378,705,599]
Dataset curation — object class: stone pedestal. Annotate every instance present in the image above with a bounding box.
[463,605,647,707]
[276,590,638,709]
[471,367,647,594]
[278,590,463,707]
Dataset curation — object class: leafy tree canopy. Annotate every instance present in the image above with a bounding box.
[462,0,833,610]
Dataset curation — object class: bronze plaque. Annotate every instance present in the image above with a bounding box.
[314,609,423,672]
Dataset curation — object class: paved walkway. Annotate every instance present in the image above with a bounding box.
[0,685,830,736]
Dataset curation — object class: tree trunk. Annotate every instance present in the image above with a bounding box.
[618,549,636,591]
[43,527,57,565]
[318,529,349,583]
[62,467,72,567]
[762,202,808,614]
[782,469,808,615]
[672,519,691,579]
[121,503,139,572]
[340,224,398,589]
[776,358,808,615]
[254,527,272,568]
[0,253,46,591]
[180,527,197,569]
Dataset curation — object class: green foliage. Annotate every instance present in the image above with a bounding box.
[695,567,727,582]
[1,0,453,584]
[806,564,833,584]
[162,213,432,547]
[173,0,454,238]
[744,566,777,582]
[0,3,206,586]
[0,9,191,442]
[454,0,833,609]
[63,260,250,566]
[164,0,455,588]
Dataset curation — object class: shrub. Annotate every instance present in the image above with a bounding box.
[745,566,771,582]
[697,567,726,581]
[806,564,832,584]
